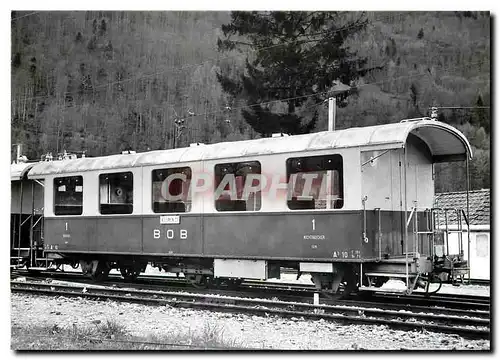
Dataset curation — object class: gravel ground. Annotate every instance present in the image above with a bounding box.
[10,293,490,350]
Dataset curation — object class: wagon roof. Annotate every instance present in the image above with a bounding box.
[10,162,36,181]
[26,118,472,177]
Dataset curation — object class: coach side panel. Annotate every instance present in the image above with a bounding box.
[44,147,368,261]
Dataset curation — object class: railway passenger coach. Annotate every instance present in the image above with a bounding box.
[11,117,473,295]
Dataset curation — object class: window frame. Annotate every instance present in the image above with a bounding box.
[151,166,193,214]
[98,171,134,215]
[285,154,344,211]
[53,175,84,216]
[214,160,262,212]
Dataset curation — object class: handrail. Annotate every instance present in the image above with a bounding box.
[32,215,43,229]
[20,214,32,227]
[362,196,368,244]
[461,209,470,227]
[376,208,382,260]
[445,210,449,255]
[413,201,418,254]
[361,149,391,167]
[406,207,416,228]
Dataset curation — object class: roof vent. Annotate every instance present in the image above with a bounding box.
[400,117,432,123]
[122,150,137,155]
[430,107,438,120]
[190,143,205,147]
[271,133,290,138]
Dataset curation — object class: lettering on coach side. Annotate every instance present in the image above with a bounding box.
[332,250,361,259]
[160,215,180,224]
[303,234,325,240]
[153,228,188,240]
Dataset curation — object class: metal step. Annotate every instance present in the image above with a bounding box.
[27,267,49,271]
[358,286,408,294]
[416,231,433,234]
[374,257,417,263]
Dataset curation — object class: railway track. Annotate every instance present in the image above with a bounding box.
[11,269,490,312]
[11,271,490,320]
[360,292,490,312]
[11,278,490,340]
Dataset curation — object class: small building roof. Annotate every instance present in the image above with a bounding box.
[26,118,473,178]
[434,189,490,226]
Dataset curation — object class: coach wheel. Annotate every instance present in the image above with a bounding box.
[70,261,79,269]
[120,267,141,282]
[227,279,243,289]
[188,274,209,289]
[91,262,111,282]
[341,275,358,298]
[32,259,52,269]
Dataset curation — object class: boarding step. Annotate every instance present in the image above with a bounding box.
[358,286,408,294]
[365,272,417,278]
[374,256,419,263]
[450,267,470,271]
[10,256,25,260]
[416,231,434,234]
[27,267,49,271]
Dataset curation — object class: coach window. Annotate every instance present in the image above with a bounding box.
[476,234,489,258]
[214,161,261,212]
[152,167,192,213]
[54,176,83,215]
[286,154,344,210]
[99,172,133,215]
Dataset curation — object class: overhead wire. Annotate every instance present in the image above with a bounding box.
[430,106,490,109]
[11,11,40,21]
[143,58,491,121]
[13,58,491,157]
[14,58,490,138]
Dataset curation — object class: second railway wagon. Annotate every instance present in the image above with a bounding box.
[12,117,473,294]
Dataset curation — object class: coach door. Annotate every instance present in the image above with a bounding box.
[361,148,403,259]
[10,178,45,268]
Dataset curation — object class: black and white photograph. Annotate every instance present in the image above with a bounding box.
[8,7,491,351]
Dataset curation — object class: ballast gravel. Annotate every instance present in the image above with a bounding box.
[10,293,489,350]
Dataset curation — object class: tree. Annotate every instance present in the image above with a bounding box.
[472,94,489,133]
[417,28,424,39]
[216,11,371,136]
[409,82,420,117]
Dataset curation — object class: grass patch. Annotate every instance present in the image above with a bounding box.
[11,319,246,350]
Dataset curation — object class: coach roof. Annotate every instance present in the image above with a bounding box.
[27,118,472,178]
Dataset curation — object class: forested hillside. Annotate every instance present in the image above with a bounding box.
[11,11,490,191]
